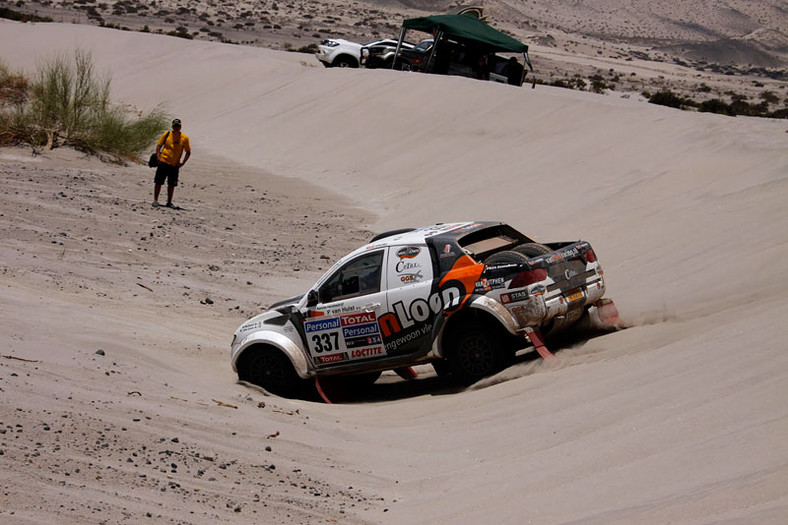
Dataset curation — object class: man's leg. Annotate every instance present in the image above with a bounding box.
[166,185,175,205]
[153,184,162,204]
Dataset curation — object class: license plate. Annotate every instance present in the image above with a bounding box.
[565,289,584,302]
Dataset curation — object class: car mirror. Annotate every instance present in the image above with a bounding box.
[306,289,319,307]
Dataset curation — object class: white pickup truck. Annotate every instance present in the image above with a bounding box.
[231,222,619,399]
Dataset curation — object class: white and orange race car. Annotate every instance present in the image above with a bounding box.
[231,222,619,400]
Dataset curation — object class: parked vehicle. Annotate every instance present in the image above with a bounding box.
[230,222,619,399]
[392,13,534,86]
[393,38,434,71]
[316,38,402,68]
[361,40,414,69]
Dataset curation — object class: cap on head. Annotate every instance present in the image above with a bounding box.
[172,118,182,128]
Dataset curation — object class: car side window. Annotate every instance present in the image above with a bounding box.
[319,250,384,303]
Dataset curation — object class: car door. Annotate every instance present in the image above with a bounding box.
[379,244,436,356]
[302,249,389,368]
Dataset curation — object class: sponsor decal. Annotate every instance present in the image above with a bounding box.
[440,243,456,258]
[475,277,506,292]
[349,346,384,359]
[304,317,341,333]
[400,271,423,283]
[485,262,521,272]
[340,312,376,326]
[307,310,386,366]
[342,322,379,338]
[384,323,432,352]
[378,286,461,337]
[448,222,483,234]
[240,321,261,333]
[396,246,421,259]
[396,259,421,273]
[316,353,347,364]
[501,290,529,304]
[346,334,382,349]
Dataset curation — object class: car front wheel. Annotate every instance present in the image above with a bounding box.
[237,347,302,398]
[334,56,357,68]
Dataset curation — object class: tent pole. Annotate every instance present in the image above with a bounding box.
[523,50,536,88]
[426,29,442,72]
[392,26,407,70]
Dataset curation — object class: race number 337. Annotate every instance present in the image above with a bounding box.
[304,316,342,354]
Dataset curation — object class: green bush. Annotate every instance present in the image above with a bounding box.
[0,50,168,160]
[647,90,696,110]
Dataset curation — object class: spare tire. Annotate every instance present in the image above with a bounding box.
[514,242,552,258]
[484,250,530,265]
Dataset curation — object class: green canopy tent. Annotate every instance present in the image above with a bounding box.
[392,13,535,87]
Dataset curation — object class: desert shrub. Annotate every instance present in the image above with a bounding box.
[0,6,53,22]
[759,91,779,105]
[291,43,318,54]
[589,74,612,93]
[168,27,193,39]
[0,50,168,158]
[0,61,30,106]
[549,77,586,91]
[647,90,696,110]
[698,98,735,116]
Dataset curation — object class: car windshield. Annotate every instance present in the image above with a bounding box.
[415,40,433,51]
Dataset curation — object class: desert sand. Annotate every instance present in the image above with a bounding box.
[2,19,788,524]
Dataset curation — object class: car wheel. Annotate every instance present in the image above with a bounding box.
[448,327,503,385]
[334,56,357,68]
[514,242,552,258]
[237,347,302,398]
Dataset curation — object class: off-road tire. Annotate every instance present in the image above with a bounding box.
[514,242,552,258]
[448,327,504,385]
[484,250,530,265]
[334,56,357,68]
[237,347,302,398]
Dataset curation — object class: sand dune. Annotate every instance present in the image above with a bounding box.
[1,21,787,524]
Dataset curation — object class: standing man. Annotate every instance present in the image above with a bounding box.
[153,118,191,208]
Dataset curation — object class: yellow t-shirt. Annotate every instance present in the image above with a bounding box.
[157,131,190,166]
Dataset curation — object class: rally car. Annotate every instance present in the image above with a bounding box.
[231,222,619,399]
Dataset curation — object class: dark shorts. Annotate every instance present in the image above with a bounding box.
[154,162,179,187]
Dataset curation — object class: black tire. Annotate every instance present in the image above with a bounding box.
[484,250,530,265]
[334,56,357,68]
[448,327,504,385]
[237,347,302,398]
[514,242,552,258]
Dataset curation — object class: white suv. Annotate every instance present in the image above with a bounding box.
[316,38,401,68]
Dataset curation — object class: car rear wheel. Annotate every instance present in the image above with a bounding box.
[237,347,302,398]
[448,327,503,385]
